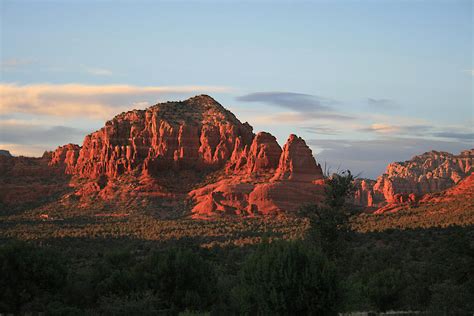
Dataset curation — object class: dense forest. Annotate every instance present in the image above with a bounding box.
[0,172,473,315]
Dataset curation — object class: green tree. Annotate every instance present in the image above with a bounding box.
[0,241,67,313]
[367,268,404,312]
[429,280,473,315]
[136,248,217,313]
[300,170,355,257]
[324,170,355,210]
[233,241,340,315]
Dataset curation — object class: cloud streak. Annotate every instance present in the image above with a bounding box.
[0,119,88,157]
[463,69,474,76]
[433,131,474,141]
[251,112,353,125]
[84,67,113,76]
[310,137,473,179]
[237,92,333,112]
[367,98,397,110]
[0,83,232,119]
[236,91,354,122]
[1,58,37,68]
[359,122,473,141]
[359,123,432,135]
[300,126,341,135]
[0,120,86,145]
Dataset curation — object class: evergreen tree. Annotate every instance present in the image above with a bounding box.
[234,241,340,315]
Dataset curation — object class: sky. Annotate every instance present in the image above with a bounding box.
[1,0,472,178]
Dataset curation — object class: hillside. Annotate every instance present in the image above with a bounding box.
[353,149,473,212]
[352,173,474,232]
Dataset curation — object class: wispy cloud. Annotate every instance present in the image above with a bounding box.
[433,131,474,141]
[251,111,353,125]
[367,98,397,110]
[0,83,232,119]
[84,67,113,76]
[310,137,472,179]
[359,123,432,135]
[237,92,334,112]
[358,122,473,142]
[0,119,86,145]
[236,91,354,122]
[1,58,37,68]
[300,126,340,135]
[462,69,474,75]
[0,143,52,157]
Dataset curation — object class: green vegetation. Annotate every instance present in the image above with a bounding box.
[352,199,474,232]
[0,170,472,314]
[234,241,339,315]
[1,225,472,315]
[0,215,308,247]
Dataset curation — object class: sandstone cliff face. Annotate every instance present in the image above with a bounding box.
[375,150,473,201]
[353,179,376,207]
[422,172,474,203]
[354,149,474,212]
[44,95,325,217]
[370,172,474,215]
[271,134,323,182]
[189,134,324,217]
[62,95,254,179]
[49,144,81,174]
[226,132,282,175]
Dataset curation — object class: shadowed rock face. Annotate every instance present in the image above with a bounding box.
[0,150,12,157]
[354,149,474,212]
[39,95,326,217]
[0,153,71,212]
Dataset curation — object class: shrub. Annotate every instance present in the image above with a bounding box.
[233,241,340,315]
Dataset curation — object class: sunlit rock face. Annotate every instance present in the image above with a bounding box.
[56,95,254,179]
[353,149,474,213]
[49,144,81,174]
[420,171,474,203]
[190,134,325,217]
[45,95,326,216]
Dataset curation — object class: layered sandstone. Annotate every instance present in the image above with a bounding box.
[59,95,254,179]
[189,134,325,217]
[422,172,474,203]
[354,149,474,212]
[371,172,474,215]
[49,144,81,174]
[226,132,282,175]
[42,95,325,216]
[353,179,376,207]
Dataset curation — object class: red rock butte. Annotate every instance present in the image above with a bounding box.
[44,95,325,217]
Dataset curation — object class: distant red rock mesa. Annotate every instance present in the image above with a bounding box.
[353,149,473,213]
